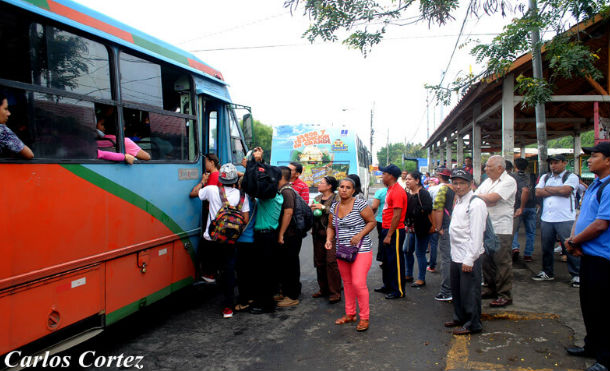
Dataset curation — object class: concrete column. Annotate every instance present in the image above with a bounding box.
[446,138,453,169]
[502,74,515,163]
[456,123,464,167]
[472,104,482,184]
[519,137,526,159]
[574,123,582,176]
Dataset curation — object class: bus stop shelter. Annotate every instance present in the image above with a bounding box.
[423,15,610,183]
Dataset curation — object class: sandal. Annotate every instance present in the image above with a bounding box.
[234,303,250,312]
[312,291,326,298]
[356,319,369,332]
[335,315,357,325]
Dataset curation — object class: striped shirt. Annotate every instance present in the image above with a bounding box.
[330,198,371,253]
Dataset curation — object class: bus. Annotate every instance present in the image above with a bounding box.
[270,124,371,198]
[0,0,251,358]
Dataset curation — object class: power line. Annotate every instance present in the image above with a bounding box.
[189,32,498,53]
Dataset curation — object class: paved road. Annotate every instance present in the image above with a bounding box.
[62,224,591,371]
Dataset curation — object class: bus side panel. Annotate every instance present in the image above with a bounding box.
[172,240,196,292]
[104,244,173,325]
[0,265,104,355]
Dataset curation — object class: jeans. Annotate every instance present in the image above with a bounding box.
[405,232,431,282]
[512,207,537,257]
[428,232,439,269]
[540,221,580,277]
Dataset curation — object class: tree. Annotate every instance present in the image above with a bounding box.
[376,142,427,167]
[284,0,607,106]
[250,120,273,163]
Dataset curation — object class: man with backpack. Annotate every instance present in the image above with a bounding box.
[190,163,250,319]
[564,142,610,371]
[288,161,310,204]
[533,154,580,287]
[276,166,309,307]
[511,158,537,262]
[432,167,456,302]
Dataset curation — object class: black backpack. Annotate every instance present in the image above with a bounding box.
[241,159,282,199]
[280,185,313,237]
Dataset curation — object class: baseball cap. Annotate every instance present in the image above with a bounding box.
[379,164,401,179]
[547,154,567,162]
[450,168,473,182]
[582,142,610,157]
[436,167,451,177]
[219,163,239,185]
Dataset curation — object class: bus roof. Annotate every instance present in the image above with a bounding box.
[5,0,226,85]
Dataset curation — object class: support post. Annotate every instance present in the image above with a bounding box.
[456,122,464,167]
[472,104,482,184]
[502,74,515,163]
[520,137,526,159]
[446,138,453,169]
[574,123,582,176]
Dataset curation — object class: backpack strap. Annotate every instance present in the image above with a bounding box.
[237,190,246,211]
[596,177,610,203]
[217,185,230,206]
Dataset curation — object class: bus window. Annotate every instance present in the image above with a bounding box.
[30,24,112,100]
[119,52,163,107]
[228,108,246,164]
[0,5,32,83]
[208,111,218,154]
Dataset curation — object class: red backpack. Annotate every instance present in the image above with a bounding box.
[208,186,246,244]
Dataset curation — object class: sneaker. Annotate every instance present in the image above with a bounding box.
[201,274,216,283]
[554,245,562,253]
[222,307,233,318]
[571,276,580,288]
[435,293,452,301]
[532,271,554,281]
[427,266,436,273]
[277,297,299,307]
[273,294,285,302]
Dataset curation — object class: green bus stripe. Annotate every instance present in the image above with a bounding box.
[105,277,194,325]
[60,164,198,264]
[132,34,189,65]
[23,0,50,11]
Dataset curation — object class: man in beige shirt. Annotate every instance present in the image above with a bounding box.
[475,155,517,307]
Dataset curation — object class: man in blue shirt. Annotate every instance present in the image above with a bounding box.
[565,142,610,371]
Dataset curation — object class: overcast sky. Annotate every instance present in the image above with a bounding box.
[72,0,513,159]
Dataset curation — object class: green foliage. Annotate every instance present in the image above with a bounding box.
[376,142,426,167]
[546,130,595,148]
[286,0,609,108]
[250,120,273,162]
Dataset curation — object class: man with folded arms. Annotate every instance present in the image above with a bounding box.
[565,142,610,371]
[443,169,487,335]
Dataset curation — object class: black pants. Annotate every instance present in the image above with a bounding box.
[376,222,384,262]
[198,237,221,277]
[236,242,256,305]
[381,228,406,297]
[251,230,277,309]
[580,254,610,367]
[450,259,482,332]
[275,234,303,300]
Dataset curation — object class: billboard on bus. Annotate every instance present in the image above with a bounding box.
[270,124,359,187]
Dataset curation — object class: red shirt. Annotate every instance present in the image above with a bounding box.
[206,171,219,186]
[292,178,310,204]
[382,182,408,229]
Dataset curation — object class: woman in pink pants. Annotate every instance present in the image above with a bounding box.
[326,178,376,331]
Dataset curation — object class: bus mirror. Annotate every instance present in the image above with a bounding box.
[242,113,254,148]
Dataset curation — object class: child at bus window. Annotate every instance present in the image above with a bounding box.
[96,106,151,161]
[0,93,34,159]
[97,150,135,164]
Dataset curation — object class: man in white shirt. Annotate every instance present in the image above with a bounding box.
[190,163,250,318]
[398,170,408,190]
[533,154,580,286]
[475,155,517,307]
[443,169,487,335]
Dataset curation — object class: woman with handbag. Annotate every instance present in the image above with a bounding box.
[404,171,434,288]
[325,178,376,332]
[310,176,342,303]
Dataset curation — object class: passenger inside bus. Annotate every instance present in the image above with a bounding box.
[96,105,151,161]
[0,92,34,159]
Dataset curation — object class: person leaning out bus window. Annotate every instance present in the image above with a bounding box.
[0,93,34,159]
[96,106,151,161]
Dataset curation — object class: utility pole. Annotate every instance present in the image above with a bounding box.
[426,95,431,172]
[370,104,374,165]
[386,128,390,166]
[530,0,548,174]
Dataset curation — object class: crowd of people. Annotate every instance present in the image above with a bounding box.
[190,144,610,371]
